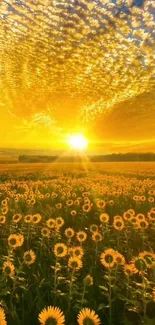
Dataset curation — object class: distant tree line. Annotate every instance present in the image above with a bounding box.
[18,153,155,163]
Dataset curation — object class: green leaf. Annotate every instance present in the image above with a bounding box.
[99,285,108,292]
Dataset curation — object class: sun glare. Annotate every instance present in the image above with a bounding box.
[68,134,88,150]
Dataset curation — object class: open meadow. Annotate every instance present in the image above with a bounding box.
[0,162,155,325]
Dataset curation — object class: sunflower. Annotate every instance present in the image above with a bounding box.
[24,215,32,224]
[18,234,24,247]
[66,199,73,207]
[64,227,75,238]
[92,232,103,242]
[55,203,62,210]
[96,199,106,209]
[136,213,145,221]
[41,227,51,238]
[89,224,99,233]
[1,199,7,207]
[82,204,91,213]
[127,209,135,215]
[0,307,7,325]
[124,263,138,275]
[137,219,149,230]
[46,218,56,229]
[77,308,101,325]
[70,210,77,216]
[32,214,42,224]
[140,196,146,202]
[123,211,133,221]
[2,261,15,278]
[115,252,126,266]
[12,213,22,223]
[76,231,87,243]
[8,234,20,249]
[24,250,36,265]
[83,274,93,286]
[68,257,83,271]
[139,251,155,268]
[129,217,139,228]
[148,211,155,221]
[148,197,154,203]
[30,198,36,205]
[0,215,6,224]
[100,249,117,268]
[109,200,114,206]
[99,213,109,223]
[55,217,64,228]
[113,219,125,231]
[54,243,68,258]
[2,207,8,215]
[72,246,84,258]
[38,306,65,325]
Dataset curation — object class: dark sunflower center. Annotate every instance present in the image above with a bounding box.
[57,247,63,254]
[105,254,114,264]
[14,215,19,220]
[74,250,80,256]
[4,266,11,274]
[45,317,57,325]
[131,218,137,223]
[33,217,38,222]
[67,231,72,236]
[95,235,100,241]
[25,254,32,262]
[10,238,16,245]
[140,222,147,228]
[71,261,78,268]
[83,317,95,325]
[116,222,122,227]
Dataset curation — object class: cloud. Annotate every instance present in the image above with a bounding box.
[0,0,154,149]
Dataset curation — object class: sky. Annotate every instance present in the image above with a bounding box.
[0,0,155,153]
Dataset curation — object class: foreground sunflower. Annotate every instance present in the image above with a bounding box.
[32,213,42,224]
[2,261,15,278]
[24,215,32,224]
[77,308,101,325]
[54,243,68,258]
[76,231,87,243]
[24,250,36,265]
[0,307,7,325]
[0,215,6,224]
[46,218,56,229]
[12,213,22,223]
[83,274,93,286]
[8,234,20,249]
[72,246,84,258]
[99,213,109,223]
[68,256,83,271]
[41,227,51,238]
[92,232,103,242]
[38,306,65,325]
[100,248,117,268]
[64,227,75,238]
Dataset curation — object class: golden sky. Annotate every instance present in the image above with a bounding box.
[0,0,155,153]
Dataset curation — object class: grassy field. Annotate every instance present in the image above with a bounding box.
[0,162,155,325]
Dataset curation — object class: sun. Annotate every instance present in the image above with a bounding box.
[68,134,88,150]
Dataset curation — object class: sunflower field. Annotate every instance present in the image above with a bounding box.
[0,162,155,325]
